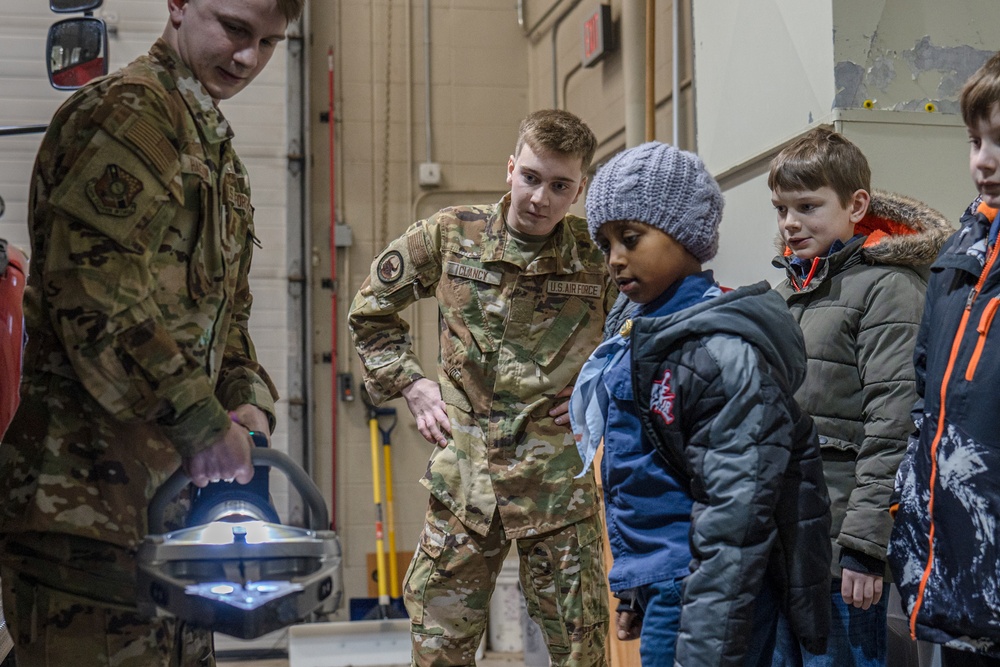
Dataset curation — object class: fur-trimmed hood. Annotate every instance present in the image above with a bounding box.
[774,189,954,268]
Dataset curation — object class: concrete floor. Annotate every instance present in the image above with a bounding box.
[219,651,533,667]
[214,627,540,667]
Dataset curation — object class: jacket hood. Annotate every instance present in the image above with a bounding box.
[773,189,953,268]
[631,281,806,394]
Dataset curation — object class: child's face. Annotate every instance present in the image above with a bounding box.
[506,143,586,236]
[772,185,869,260]
[594,221,700,305]
[968,102,1000,209]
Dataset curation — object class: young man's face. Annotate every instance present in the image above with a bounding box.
[505,143,586,236]
[168,0,288,102]
[594,221,699,305]
[772,185,869,261]
[968,102,1000,209]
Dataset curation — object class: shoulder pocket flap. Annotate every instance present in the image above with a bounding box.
[48,130,168,251]
[370,246,422,305]
[100,104,181,192]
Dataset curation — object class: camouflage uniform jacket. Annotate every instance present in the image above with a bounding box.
[0,39,277,552]
[349,196,615,538]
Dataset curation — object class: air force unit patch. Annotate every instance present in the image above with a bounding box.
[377,250,404,284]
[86,164,143,217]
[651,368,676,425]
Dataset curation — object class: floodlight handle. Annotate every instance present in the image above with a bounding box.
[148,434,330,534]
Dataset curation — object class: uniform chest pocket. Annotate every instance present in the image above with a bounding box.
[186,167,224,301]
[442,276,502,355]
[220,174,252,270]
[181,157,249,300]
[532,296,590,368]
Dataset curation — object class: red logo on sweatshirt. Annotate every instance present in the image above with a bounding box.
[652,369,676,424]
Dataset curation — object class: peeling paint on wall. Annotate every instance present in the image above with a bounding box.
[836,33,992,113]
[902,36,993,98]
[834,60,865,108]
[869,56,896,92]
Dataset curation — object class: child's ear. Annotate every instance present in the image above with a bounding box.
[848,189,871,224]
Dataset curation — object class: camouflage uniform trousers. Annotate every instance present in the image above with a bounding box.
[403,496,608,667]
[0,533,213,666]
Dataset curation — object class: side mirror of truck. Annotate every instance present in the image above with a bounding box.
[49,0,103,13]
[47,17,108,90]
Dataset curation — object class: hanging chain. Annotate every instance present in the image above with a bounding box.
[379,0,394,249]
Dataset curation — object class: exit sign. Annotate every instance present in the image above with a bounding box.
[582,5,614,68]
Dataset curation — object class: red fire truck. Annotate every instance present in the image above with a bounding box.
[0,0,107,434]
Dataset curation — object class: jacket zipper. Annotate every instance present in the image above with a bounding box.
[965,297,1000,381]
[791,257,821,292]
[909,239,1000,639]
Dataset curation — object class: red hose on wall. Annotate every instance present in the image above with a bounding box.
[327,46,338,531]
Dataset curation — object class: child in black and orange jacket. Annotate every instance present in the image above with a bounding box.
[888,50,1000,667]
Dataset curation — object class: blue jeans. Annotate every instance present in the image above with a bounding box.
[743,581,780,667]
[772,578,888,666]
[633,577,684,667]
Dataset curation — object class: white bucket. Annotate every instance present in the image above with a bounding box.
[488,553,523,653]
[521,609,549,667]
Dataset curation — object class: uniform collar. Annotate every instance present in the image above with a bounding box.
[480,194,586,274]
[149,39,233,146]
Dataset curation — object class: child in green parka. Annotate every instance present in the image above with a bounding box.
[767,128,951,666]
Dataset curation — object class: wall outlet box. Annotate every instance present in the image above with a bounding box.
[418,162,441,186]
[333,224,352,247]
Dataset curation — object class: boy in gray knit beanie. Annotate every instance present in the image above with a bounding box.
[570,141,832,666]
[587,141,724,314]
[587,141,723,263]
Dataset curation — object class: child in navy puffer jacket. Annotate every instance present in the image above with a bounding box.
[570,142,832,667]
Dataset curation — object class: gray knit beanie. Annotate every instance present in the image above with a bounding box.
[586,141,724,262]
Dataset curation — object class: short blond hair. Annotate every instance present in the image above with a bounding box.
[961,51,1000,128]
[275,0,303,22]
[514,109,597,173]
[768,128,871,206]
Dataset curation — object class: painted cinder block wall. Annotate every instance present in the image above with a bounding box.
[309,0,696,616]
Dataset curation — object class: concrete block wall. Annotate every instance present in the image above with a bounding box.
[309,0,697,618]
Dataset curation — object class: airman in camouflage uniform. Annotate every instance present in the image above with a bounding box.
[0,1,302,664]
[350,110,615,667]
